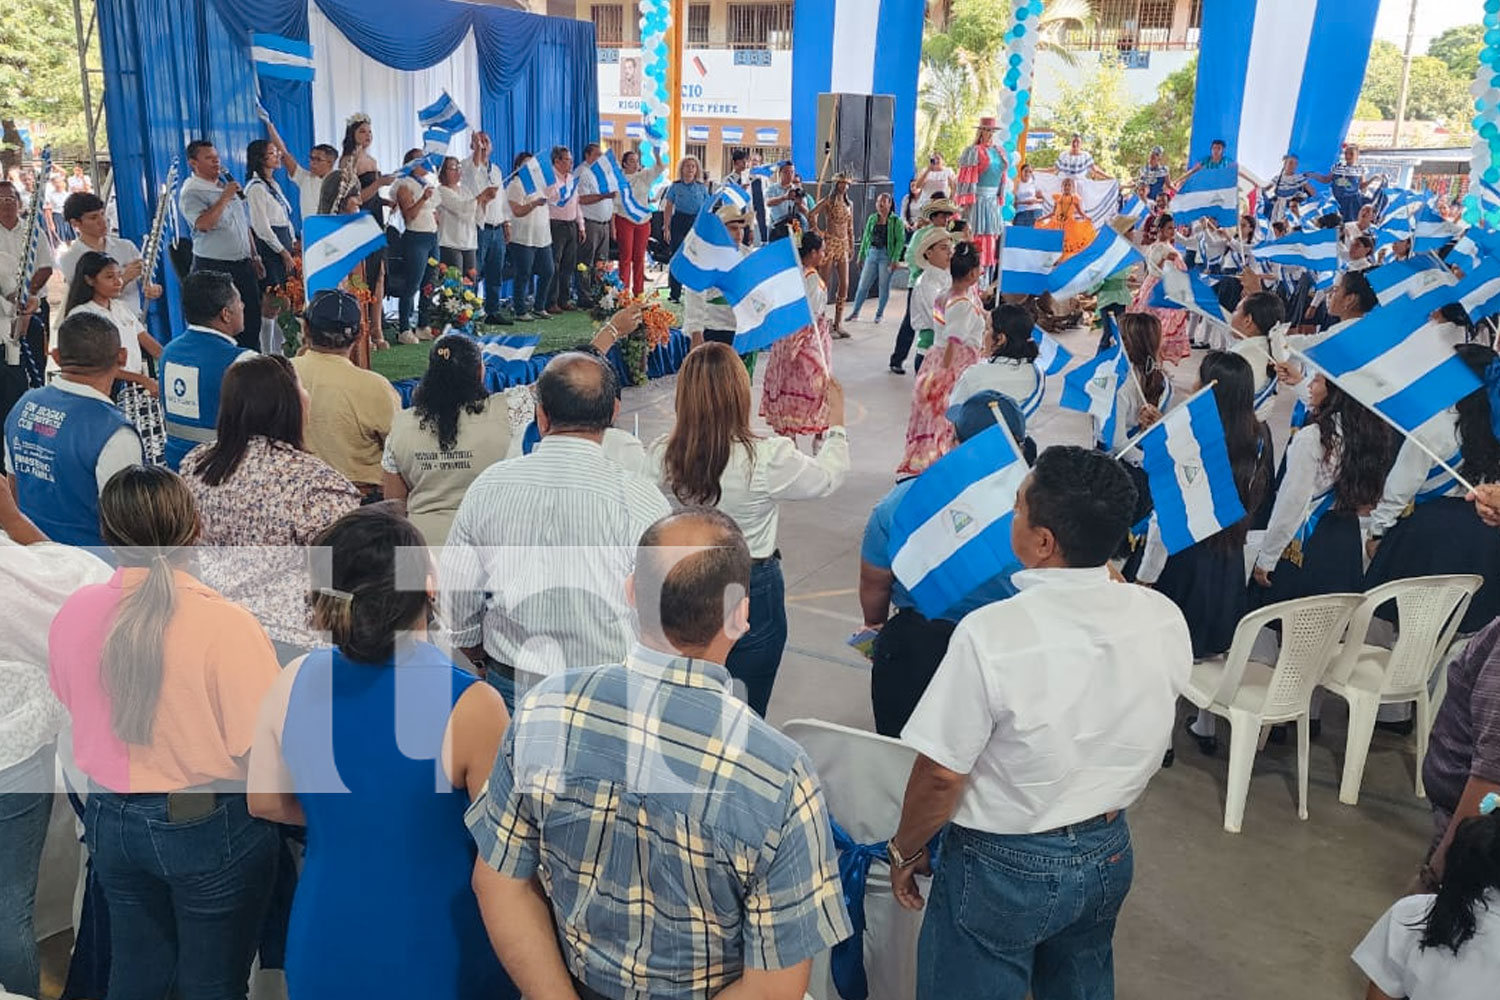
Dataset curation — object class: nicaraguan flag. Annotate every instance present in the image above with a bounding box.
[720,238,815,354]
[554,174,579,208]
[1137,387,1247,556]
[516,155,557,198]
[722,126,744,143]
[394,153,443,179]
[1455,256,1500,324]
[1032,325,1072,377]
[251,34,314,83]
[423,128,452,155]
[1119,193,1148,228]
[1411,204,1458,254]
[417,91,468,135]
[669,208,742,293]
[1000,227,1064,296]
[714,180,751,212]
[1250,227,1341,272]
[687,125,710,142]
[1171,169,1238,227]
[479,334,541,363]
[1049,227,1144,300]
[302,214,387,296]
[755,127,780,144]
[749,164,775,179]
[1160,266,1231,327]
[1367,253,1455,305]
[887,424,1027,620]
[625,123,645,138]
[1448,228,1500,272]
[1380,186,1428,217]
[1300,288,1483,456]
[1059,341,1131,446]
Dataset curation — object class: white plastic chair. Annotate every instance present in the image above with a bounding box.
[1184,594,1363,833]
[1319,574,1481,805]
[782,719,922,1000]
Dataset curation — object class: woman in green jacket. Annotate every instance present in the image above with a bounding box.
[848,192,907,323]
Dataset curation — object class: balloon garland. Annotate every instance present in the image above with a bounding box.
[1464,0,1500,227]
[995,0,1043,222]
[638,0,673,193]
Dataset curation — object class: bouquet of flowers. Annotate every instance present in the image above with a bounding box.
[590,267,625,321]
[617,297,676,386]
[424,259,482,332]
[268,254,305,355]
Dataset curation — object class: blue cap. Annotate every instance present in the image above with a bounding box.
[945,390,1026,445]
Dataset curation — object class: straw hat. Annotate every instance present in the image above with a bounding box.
[910,227,955,273]
[921,197,959,220]
[713,200,754,225]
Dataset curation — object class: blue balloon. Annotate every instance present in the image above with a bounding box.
[1486,167,1500,185]
[1488,28,1500,45]
[1015,23,1026,36]
[1489,0,1500,11]
[1004,69,1020,87]
[1009,53,1023,66]
[1484,121,1500,140]
[1016,6,1029,19]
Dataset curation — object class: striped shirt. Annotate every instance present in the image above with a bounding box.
[439,435,671,679]
[1424,617,1500,817]
[466,643,852,998]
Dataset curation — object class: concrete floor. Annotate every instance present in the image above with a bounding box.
[619,297,1434,999]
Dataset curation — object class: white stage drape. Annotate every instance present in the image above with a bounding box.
[308,2,482,173]
[1033,173,1122,228]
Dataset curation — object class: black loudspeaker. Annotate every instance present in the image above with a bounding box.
[865,95,894,182]
[815,93,896,184]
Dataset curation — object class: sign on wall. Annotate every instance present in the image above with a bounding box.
[598,48,792,120]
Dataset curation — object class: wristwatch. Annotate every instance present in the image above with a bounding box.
[886,838,925,870]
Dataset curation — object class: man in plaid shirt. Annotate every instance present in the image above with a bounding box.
[467,509,851,999]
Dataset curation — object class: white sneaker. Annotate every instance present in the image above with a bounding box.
[416,326,434,341]
[398,329,420,345]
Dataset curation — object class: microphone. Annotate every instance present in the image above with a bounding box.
[221,170,245,199]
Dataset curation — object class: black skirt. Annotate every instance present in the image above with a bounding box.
[1155,541,1248,659]
[1366,496,1500,634]
[1251,510,1364,608]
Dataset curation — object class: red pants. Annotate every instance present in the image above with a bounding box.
[614,216,651,297]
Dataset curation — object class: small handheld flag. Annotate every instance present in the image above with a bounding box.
[1059,341,1131,446]
[720,238,815,354]
[302,214,387,296]
[1032,325,1072,377]
[1366,253,1455,306]
[417,91,468,135]
[251,34,314,82]
[669,208,743,293]
[1250,228,1341,272]
[1136,386,1247,556]
[516,155,557,198]
[1049,228,1144,300]
[1000,226,1064,296]
[1171,169,1238,227]
[479,334,542,363]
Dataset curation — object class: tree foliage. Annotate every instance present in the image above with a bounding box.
[1358,39,1473,125]
[0,0,97,163]
[1119,57,1196,173]
[1427,23,1484,81]
[1035,58,1137,178]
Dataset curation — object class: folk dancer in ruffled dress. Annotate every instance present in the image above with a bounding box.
[761,233,834,441]
[897,241,986,475]
[954,117,1007,272]
[1129,211,1193,363]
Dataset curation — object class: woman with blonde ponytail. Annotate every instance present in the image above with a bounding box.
[48,465,283,999]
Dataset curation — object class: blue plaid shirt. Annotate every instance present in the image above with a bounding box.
[466,644,851,999]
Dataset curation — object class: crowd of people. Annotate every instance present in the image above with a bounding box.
[4,110,1500,1000]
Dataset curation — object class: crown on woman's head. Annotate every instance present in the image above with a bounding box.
[345,112,371,129]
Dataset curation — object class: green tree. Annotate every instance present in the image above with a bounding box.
[0,0,97,164]
[1035,58,1138,178]
[1428,23,1484,81]
[1358,39,1472,124]
[1119,57,1196,172]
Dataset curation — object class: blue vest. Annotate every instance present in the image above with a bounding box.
[158,327,249,470]
[5,384,135,547]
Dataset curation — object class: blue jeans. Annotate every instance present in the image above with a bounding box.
[1013,209,1042,227]
[0,748,55,996]
[725,556,787,716]
[849,248,893,320]
[918,815,1134,1000]
[477,224,509,317]
[85,790,279,1000]
[399,229,438,332]
[509,243,555,316]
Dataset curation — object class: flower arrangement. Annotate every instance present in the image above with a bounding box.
[268,255,305,355]
[424,259,483,332]
[590,266,625,319]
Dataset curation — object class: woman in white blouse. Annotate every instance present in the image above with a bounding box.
[648,342,848,716]
[949,302,1044,419]
[1011,163,1050,227]
[246,139,297,354]
[435,157,479,278]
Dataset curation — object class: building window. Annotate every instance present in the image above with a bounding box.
[685,143,709,175]
[727,3,794,50]
[1066,0,1197,52]
[591,4,626,48]
[687,3,711,45]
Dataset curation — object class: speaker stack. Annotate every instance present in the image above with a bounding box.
[814,93,896,237]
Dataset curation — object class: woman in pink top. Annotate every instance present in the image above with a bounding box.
[49,466,281,1000]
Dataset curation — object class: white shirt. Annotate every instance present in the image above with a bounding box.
[909,269,951,333]
[293,168,327,224]
[616,163,666,221]
[1370,411,1462,535]
[576,163,616,224]
[2,379,144,492]
[645,433,850,558]
[436,185,478,250]
[0,533,112,771]
[245,176,294,252]
[505,177,552,248]
[70,300,145,374]
[440,435,671,679]
[902,566,1192,834]
[59,235,145,317]
[919,167,955,204]
[1353,891,1500,1000]
[1230,337,1277,421]
[392,176,438,234]
[1255,416,1341,572]
[949,358,1042,411]
[459,158,509,228]
[0,217,54,272]
[683,244,751,335]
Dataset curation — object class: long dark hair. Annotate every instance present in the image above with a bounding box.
[187,355,305,486]
[661,343,757,506]
[308,507,431,665]
[1455,344,1500,484]
[340,118,367,158]
[1419,811,1500,954]
[1312,380,1393,513]
[64,251,118,315]
[97,466,200,744]
[246,139,275,182]
[1119,312,1166,406]
[413,334,488,452]
[950,241,981,284]
[1200,351,1270,549]
[990,303,1038,361]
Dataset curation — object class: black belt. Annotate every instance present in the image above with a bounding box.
[480,654,516,681]
[753,548,781,567]
[483,223,505,230]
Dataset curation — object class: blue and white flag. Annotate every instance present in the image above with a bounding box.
[755,127,780,145]
[749,164,776,180]
[669,208,743,293]
[1455,256,1500,324]
[720,238,815,354]
[417,91,468,135]
[888,424,1027,620]
[1000,227,1064,296]
[394,153,443,179]
[1171,168,1238,227]
[1367,253,1455,305]
[1411,204,1458,254]
[722,126,744,143]
[1250,227,1341,271]
[1160,266,1231,328]
[1049,228,1144,299]
[607,150,652,223]
[302,214,386,296]
[422,128,452,156]
[714,180,751,212]
[553,174,580,208]
[1448,228,1500,272]
[479,334,541,363]
[1299,288,1484,455]
[1136,387,1247,556]
[1032,325,1072,377]
[1379,186,1428,218]
[1119,193,1148,228]
[625,123,645,139]
[1059,342,1131,446]
[251,34,315,82]
[516,155,557,198]
[687,125,710,142]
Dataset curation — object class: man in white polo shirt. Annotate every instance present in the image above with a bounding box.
[575,143,615,306]
[888,445,1191,1000]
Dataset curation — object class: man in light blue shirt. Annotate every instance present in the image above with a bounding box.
[764,161,804,241]
[178,140,262,350]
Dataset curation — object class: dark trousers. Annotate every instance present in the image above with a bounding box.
[192,255,261,351]
[666,212,696,301]
[509,243,555,316]
[0,748,54,997]
[870,609,957,737]
[399,230,438,332]
[0,362,28,437]
[579,219,612,301]
[891,288,917,368]
[477,224,509,317]
[548,221,580,309]
[726,556,787,716]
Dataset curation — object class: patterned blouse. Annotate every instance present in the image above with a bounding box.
[182,436,361,648]
[1056,151,1096,178]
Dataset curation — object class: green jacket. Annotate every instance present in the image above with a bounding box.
[859,211,907,262]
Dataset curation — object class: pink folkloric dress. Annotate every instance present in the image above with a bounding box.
[1129,240,1193,363]
[760,268,833,436]
[896,287,986,475]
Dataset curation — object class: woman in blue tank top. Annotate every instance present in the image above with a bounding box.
[248,507,516,999]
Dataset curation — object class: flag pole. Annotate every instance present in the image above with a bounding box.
[1290,348,1479,494]
[1111,380,1217,459]
[987,400,1025,459]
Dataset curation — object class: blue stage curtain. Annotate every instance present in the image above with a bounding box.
[312,0,476,70]
[474,12,599,170]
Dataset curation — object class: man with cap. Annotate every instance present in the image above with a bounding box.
[859,390,1033,736]
[955,116,1007,271]
[157,270,253,470]
[888,200,958,375]
[1136,146,1170,202]
[764,161,805,243]
[290,289,400,496]
[683,200,755,352]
